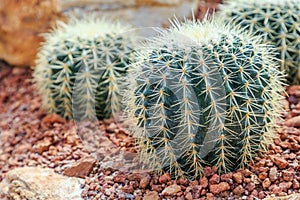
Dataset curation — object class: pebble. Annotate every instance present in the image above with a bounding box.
[233,172,243,184]
[143,191,159,200]
[279,182,292,192]
[292,179,300,189]
[209,174,220,184]
[263,178,271,189]
[199,177,208,188]
[159,173,171,184]
[269,167,278,182]
[63,155,96,178]
[282,169,295,181]
[233,185,244,195]
[185,192,193,200]
[258,172,268,180]
[209,182,230,195]
[270,155,289,169]
[139,175,150,189]
[162,184,181,196]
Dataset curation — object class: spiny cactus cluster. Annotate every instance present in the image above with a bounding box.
[126,19,285,180]
[219,0,300,84]
[34,16,135,120]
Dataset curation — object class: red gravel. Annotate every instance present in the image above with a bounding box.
[0,61,300,200]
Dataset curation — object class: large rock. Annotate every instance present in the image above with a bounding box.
[0,0,64,66]
[0,167,83,200]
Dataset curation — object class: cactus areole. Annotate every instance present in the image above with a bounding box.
[126,19,285,180]
[34,16,135,120]
[219,0,300,84]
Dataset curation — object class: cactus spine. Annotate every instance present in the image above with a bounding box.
[219,0,300,84]
[34,16,135,120]
[126,18,285,180]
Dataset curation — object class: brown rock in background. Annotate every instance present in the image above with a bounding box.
[0,0,64,67]
[0,0,198,67]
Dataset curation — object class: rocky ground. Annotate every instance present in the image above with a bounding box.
[0,61,300,200]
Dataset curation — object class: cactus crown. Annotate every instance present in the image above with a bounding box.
[125,18,285,180]
[34,16,135,120]
[219,0,300,84]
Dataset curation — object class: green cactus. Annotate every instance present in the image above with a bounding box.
[34,16,135,120]
[218,0,300,84]
[125,18,285,180]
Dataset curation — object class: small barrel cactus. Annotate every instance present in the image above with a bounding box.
[218,0,300,84]
[34,16,136,120]
[125,18,285,180]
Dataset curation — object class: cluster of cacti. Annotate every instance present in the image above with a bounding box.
[34,16,135,120]
[218,0,300,84]
[125,19,285,180]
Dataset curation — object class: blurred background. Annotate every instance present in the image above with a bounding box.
[0,0,222,67]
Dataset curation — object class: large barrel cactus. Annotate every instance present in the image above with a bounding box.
[126,19,285,180]
[34,16,135,120]
[219,0,300,84]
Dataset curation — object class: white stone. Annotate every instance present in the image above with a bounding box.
[0,167,84,200]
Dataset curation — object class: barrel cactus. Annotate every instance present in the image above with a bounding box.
[219,0,300,84]
[34,16,135,120]
[125,18,285,180]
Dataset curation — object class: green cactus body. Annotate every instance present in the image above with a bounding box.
[219,0,300,84]
[34,16,135,120]
[126,19,284,180]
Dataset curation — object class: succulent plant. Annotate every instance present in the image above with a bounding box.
[125,18,285,180]
[34,16,135,120]
[218,0,300,84]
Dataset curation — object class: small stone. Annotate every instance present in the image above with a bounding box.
[151,185,163,192]
[162,184,181,196]
[282,170,295,181]
[256,159,266,167]
[106,123,117,133]
[140,175,150,189]
[258,167,269,173]
[122,184,134,194]
[143,191,159,200]
[269,185,282,195]
[41,113,66,128]
[258,172,268,180]
[63,155,96,178]
[159,173,171,184]
[189,180,199,186]
[292,179,300,189]
[279,182,292,192]
[269,167,278,182]
[177,177,189,186]
[244,178,251,184]
[220,172,232,181]
[209,182,230,195]
[127,173,141,181]
[270,155,289,169]
[233,172,243,184]
[258,191,265,199]
[33,137,52,154]
[262,178,271,189]
[286,115,300,127]
[242,169,252,177]
[233,185,244,196]
[113,173,126,183]
[185,192,193,200]
[245,182,255,192]
[199,177,208,188]
[203,166,214,177]
[209,174,220,184]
